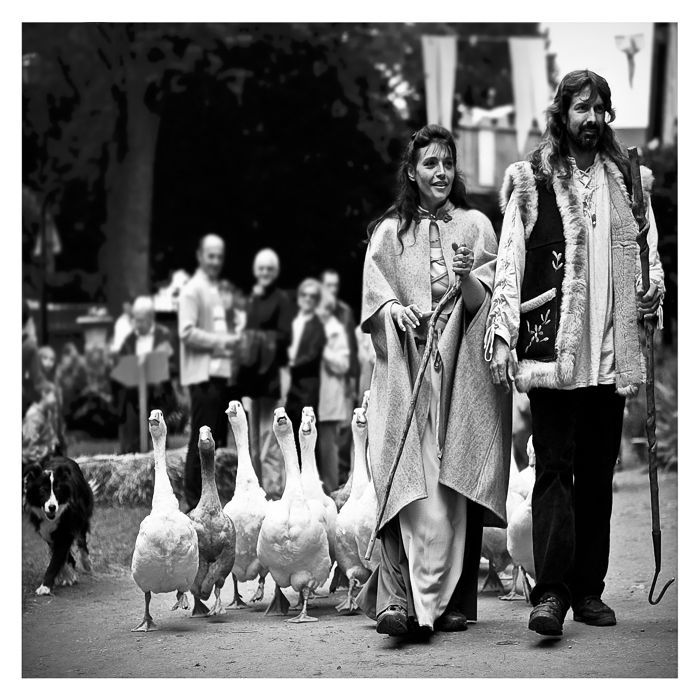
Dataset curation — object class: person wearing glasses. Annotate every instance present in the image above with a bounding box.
[284,278,326,449]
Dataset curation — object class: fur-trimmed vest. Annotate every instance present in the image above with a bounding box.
[500,157,646,397]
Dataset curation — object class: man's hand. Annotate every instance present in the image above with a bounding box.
[489,336,517,393]
[451,243,475,280]
[637,281,662,320]
[390,302,423,332]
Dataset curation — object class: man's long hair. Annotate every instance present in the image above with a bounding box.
[529,69,631,191]
[366,124,469,247]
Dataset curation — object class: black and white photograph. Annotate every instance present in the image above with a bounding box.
[15,3,687,686]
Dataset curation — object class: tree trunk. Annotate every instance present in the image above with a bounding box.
[100,80,160,314]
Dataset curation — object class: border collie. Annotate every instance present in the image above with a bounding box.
[23,456,94,596]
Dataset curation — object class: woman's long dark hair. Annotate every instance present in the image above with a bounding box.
[529,69,631,191]
[366,124,469,246]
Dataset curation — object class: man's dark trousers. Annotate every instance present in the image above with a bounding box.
[184,378,231,510]
[528,384,626,608]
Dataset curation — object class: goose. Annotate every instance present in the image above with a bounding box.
[257,407,332,623]
[188,426,237,616]
[479,451,522,595]
[299,406,337,565]
[501,436,536,602]
[131,410,199,632]
[222,400,269,609]
[334,405,380,614]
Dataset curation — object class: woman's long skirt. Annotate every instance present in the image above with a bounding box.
[357,358,483,630]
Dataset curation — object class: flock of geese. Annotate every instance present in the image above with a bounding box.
[130,394,535,632]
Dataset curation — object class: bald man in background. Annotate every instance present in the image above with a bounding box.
[179,234,240,509]
[237,248,293,483]
[116,295,174,453]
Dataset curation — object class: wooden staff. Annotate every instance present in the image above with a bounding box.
[628,146,675,605]
[365,243,464,561]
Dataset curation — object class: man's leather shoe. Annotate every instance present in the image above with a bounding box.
[376,605,409,636]
[572,596,617,626]
[435,610,469,632]
[528,593,567,636]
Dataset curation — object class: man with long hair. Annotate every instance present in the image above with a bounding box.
[485,70,664,636]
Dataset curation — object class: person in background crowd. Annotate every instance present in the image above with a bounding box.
[219,278,248,387]
[38,345,66,444]
[237,248,293,482]
[355,322,376,399]
[55,342,88,427]
[111,300,133,354]
[22,300,42,418]
[284,278,326,452]
[22,382,64,467]
[321,268,359,484]
[316,290,351,493]
[179,233,239,510]
[116,296,175,453]
[486,70,665,636]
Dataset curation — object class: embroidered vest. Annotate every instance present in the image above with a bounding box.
[516,182,566,362]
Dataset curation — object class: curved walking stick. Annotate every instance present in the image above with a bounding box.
[628,147,675,605]
[364,245,465,561]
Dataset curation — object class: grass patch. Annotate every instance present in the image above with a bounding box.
[22,505,149,604]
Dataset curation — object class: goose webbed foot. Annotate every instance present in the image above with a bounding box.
[499,566,526,601]
[249,575,265,603]
[480,562,507,595]
[132,592,157,632]
[335,579,359,615]
[226,577,248,610]
[191,596,210,617]
[265,584,290,616]
[171,591,190,610]
[287,588,318,624]
[207,586,226,616]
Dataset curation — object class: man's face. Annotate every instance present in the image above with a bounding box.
[322,273,340,300]
[133,309,153,336]
[564,86,606,152]
[254,259,278,288]
[197,239,225,279]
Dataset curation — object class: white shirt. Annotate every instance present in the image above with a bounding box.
[135,326,155,357]
[288,312,312,366]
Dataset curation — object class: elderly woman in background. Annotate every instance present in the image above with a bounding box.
[356,124,511,639]
[237,248,293,482]
[284,278,326,449]
[316,290,351,493]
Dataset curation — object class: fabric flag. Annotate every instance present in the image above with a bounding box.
[508,37,549,156]
[421,35,458,129]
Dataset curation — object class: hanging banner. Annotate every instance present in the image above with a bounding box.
[421,35,457,129]
[543,22,654,130]
[509,37,550,156]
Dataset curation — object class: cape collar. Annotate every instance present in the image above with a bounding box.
[416,200,455,223]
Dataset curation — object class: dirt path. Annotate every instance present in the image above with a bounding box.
[22,469,677,678]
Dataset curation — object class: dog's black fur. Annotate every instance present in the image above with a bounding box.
[23,456,94,595]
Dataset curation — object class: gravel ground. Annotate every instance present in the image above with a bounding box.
[21,468,677,678]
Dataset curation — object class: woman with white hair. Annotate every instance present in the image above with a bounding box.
[237,248,294,482]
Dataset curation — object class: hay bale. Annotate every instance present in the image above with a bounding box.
[76,447,238,507]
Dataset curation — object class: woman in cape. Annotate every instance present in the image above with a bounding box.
[356,124,511,637]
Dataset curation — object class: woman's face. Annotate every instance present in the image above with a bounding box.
[408,141,455,211]
[297,285,320,314]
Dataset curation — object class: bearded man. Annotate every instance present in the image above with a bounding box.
[485,70,664,636]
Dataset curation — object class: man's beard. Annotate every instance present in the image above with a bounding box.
[568,123,603,152]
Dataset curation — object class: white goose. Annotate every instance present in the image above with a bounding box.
[131,410,199,632]
[257,407,332,623]
[501,437,536,602]
[223,400,269,609]
[334,405,380,613]
[299,406,337,566]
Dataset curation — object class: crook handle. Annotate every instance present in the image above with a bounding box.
[648,569,675,605]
